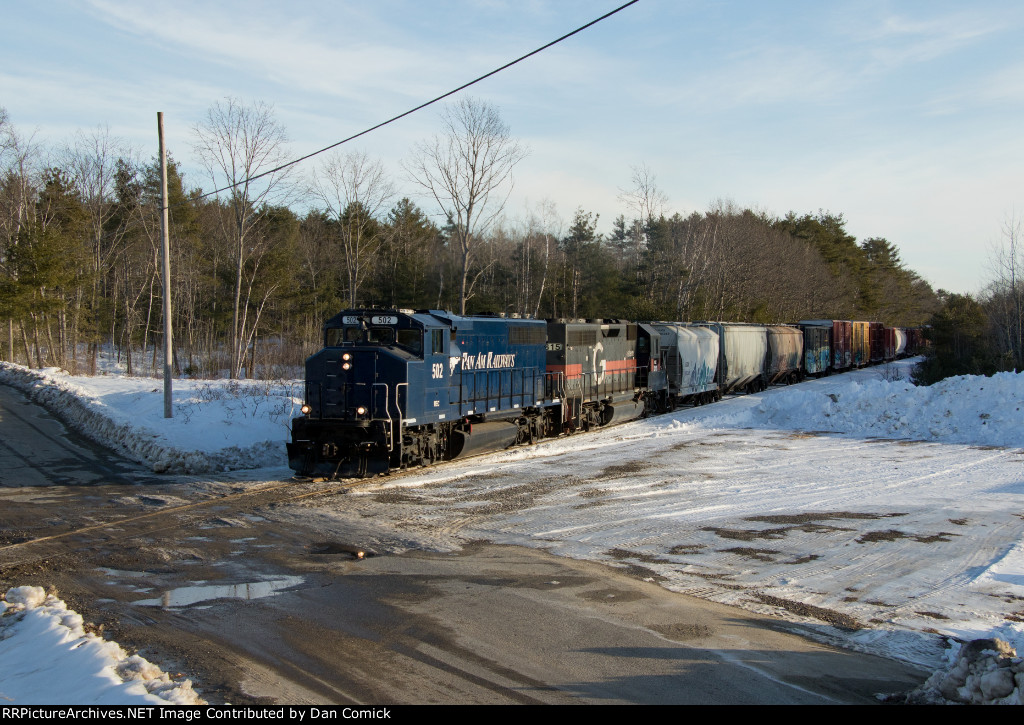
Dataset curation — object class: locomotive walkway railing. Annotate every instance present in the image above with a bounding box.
[544,368,648,402]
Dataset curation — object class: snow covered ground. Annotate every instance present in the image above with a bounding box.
[0,586,204,704]
[0,363,302,474]
[3,358,1024,703]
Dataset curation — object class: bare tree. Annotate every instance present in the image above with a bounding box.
[61,127,136,372]
[406,98,528,314]
[523,199,561,319]
[987,214,1024,368]
[311,151,394,307]
[618,163,668,279]
[193,98,292,378]
[0,107,10,157]
[619,163,668,223]
[0,111,40,252]
[0,109,42,363]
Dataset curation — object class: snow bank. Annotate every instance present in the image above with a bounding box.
[894,639,1024,705]
[0,362,299,474]
[746,370,1024,448]
[4,360,1021,478]
[0,586,205,705]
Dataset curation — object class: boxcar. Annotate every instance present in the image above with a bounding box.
[869,322,885,365]
[851,321,870,367]
[798,321,831,377]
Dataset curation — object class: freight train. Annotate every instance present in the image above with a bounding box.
[287,308,923,478]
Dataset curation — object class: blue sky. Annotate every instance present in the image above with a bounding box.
[4,0,1023,293]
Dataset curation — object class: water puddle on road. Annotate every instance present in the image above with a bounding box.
[133,576,305,609]
[99,567,150,579]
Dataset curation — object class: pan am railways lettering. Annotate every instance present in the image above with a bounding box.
[456,352,517,371]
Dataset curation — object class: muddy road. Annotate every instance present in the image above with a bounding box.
[0,383,928,704]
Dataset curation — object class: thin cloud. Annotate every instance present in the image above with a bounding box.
[83,0,453,100]
[860,11,1005,68]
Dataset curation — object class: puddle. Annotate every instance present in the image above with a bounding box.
[133,576,305,609]
[99,567,150,579]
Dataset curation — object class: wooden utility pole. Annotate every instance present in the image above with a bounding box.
[157,112,173,418]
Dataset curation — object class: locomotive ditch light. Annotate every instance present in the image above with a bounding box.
[301,404,312,415]
[356,406,367,416]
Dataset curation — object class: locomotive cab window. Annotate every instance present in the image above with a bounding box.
[325,326,364,346]
[367,327,395,345]
[431,329,444,354]
[397,329,423,356]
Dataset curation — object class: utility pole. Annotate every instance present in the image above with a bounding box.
[158,112,173,418]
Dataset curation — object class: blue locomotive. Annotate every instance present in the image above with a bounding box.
[287,308,662,477]
[289,309,555,476]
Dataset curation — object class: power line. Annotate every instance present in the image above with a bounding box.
[194,0,640,203]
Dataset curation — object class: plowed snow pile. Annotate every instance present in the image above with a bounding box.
[750,371,1024,447]
[0,586,205,704]
[0,363,300,474]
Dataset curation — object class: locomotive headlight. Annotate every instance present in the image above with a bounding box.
[342,362,352,370]
[356,406,367,416]
[301,404,312,415]
[342,353,352,361]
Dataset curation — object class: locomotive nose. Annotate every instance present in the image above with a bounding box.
[312,348,377,421]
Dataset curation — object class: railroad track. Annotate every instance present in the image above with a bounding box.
[0,474,398,576]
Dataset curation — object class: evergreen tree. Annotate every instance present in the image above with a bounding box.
[913,293,1011,384]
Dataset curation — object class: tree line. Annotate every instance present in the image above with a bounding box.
[913,218,1024,384]
[0,99,942,380]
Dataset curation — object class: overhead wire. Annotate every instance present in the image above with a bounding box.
[190,0,641,204]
